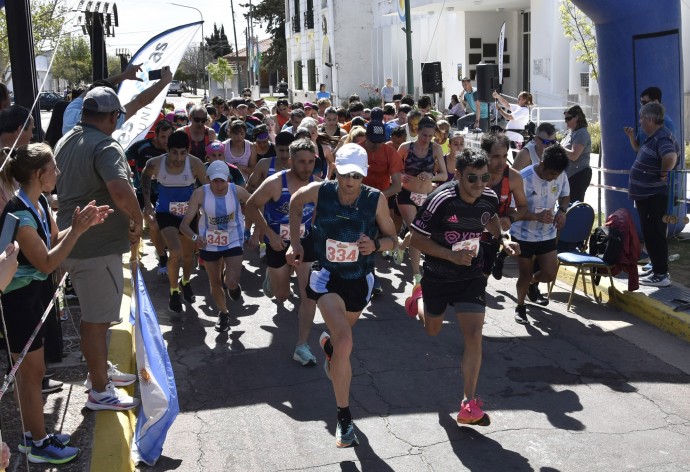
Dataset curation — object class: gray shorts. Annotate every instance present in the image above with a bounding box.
[64,254,124,324]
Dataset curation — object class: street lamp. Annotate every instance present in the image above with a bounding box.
[169,3,210,98]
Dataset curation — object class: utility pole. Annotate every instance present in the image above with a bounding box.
[404,0,414,96]
[245,28,251,89]
[230,0,243,92]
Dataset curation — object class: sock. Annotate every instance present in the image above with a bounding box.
[170,287,180,295]
[33,435,49,447]
[496,250,507,261]
[323,338,334,358]
[337,406,351,426]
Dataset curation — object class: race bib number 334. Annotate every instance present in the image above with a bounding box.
[325,239,359,263]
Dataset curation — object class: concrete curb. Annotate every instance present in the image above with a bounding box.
[90,261,136,472]
[554,266,690,343]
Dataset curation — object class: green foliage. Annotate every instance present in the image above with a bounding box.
[249,0,287,75]
[207,57,234,98]
[51,35,92,86]
[685,141,690,167]
[0,0,69,79]
[589,121,601,154]
[205,24,233,59]
[559,0,598,80]
[107,55,122,77]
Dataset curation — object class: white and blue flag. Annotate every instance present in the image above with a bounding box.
[130,264,179,466]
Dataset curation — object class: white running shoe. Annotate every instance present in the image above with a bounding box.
[85,382,140,411]
[84,361,137,389]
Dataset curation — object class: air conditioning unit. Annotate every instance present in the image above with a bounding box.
[580,72,590,91]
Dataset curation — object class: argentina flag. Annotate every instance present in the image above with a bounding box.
[130,264,179,466]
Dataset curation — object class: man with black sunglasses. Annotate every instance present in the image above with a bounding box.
[513,122,558,171]
[182,104,217,160]
[407,149,520,428]
[287,143,398,448]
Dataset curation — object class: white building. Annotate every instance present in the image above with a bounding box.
[286,0,690,132]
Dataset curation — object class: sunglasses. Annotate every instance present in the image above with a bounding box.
[536,136,558,146]
[465,172,491,183]
[564,115,575,121]
[193,117,206,123]
[338,171,364,180]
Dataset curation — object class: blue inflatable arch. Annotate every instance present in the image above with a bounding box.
[572,0,686,234]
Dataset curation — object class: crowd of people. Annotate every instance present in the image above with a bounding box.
[0,70,679,462]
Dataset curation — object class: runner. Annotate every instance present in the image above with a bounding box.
[287,143,398,447]
[246,131,296,193]
[245,138,319,365]
[406,148,520,427]
[180,161,250,332]
[140,131,209,313]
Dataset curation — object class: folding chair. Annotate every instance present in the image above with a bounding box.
[547,202,615,311]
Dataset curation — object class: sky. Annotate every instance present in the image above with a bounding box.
[64,0,269,56]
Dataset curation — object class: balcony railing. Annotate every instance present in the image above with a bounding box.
[291,15,301,33]
[303,9,314,30]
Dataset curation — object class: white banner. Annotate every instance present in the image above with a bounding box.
[498,22,506,86]
[113,21,202,150]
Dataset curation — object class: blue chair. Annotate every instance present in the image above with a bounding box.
[547,202,615,311]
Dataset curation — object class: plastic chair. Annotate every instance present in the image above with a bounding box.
[547,202,615,311]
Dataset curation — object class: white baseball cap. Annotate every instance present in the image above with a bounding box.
[206,161,230,181]
[335,143,368,177]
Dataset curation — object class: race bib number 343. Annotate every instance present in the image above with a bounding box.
[206,229,229,247]
[326,239,359,263]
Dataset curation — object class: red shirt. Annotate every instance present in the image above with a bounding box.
[363,143,403,192]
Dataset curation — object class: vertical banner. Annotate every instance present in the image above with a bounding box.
[498,22,506,86]
[113,21,202,150]
[130,265,180,466]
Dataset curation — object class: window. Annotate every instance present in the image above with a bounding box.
[294,61,303,90]
[307,59,316,91]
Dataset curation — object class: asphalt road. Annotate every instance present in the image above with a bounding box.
[135,237,690,472]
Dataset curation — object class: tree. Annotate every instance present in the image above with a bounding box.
[205,24,233,59]
[51,35,92,86]
[559,0,598,80]
[107,54,122,77]
[248,0,286,76]
[206,57,234,98]
[0,0,70,80]
[179,43,209,90]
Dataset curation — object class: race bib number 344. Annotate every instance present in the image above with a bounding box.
[326,239,359,263]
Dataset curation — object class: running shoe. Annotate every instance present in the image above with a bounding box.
[372,276,383,296]
[639,264,654,278]
[319,331,332,380]
[259,242,267,261]
[293,343,317,366]
[64,277,78,300]
[526,283,549,306]
[639,273,671,287]
[169,291,182,313]
[42,378,63,394]
[19,433,70,454]
[226,285,242,302]
[514,305,528,324]
[215,312,230,332]
[263,272,273,298]
[85,382,140,411]
[84,361,137,389]
[28,434,80,464]
[335,421,359,448]
[492,252,505,280]
[456,398,491,426]
[404,284,423,318]
[180,279,196,303]
[413,273,422,286]
[392,247,405,266]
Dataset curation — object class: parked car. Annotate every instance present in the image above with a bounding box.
[38,91,63,111]
[167,80,183,96]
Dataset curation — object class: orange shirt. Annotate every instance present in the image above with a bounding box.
[362,143,404,192]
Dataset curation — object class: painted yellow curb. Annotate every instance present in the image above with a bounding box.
[90,261,136,472]
[555,265,690,342]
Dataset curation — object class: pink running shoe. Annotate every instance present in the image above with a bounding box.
[457,398,491,426]
[404,284,423,318]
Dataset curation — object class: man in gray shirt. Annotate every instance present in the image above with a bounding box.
[56,87,144,411]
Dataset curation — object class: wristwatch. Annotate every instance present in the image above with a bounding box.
[192,234,199,242]
[558,207,567,214]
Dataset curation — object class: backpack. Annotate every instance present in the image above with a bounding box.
[588,226,623,265]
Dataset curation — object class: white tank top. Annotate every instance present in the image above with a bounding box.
[155,155,195,187]
[197,184,244,251]
[224,139,252,168]
[524,141,540,166]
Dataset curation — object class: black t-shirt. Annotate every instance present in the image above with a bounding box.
[257,143,277,162]
[411,181,499,281]
[125,138,166,192]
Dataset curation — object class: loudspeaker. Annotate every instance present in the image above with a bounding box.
[475,63,500,102]
[421,62,443,94]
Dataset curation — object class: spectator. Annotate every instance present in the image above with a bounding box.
[445,94,465,127]
[561,105,592,203]
[316,83,331,100]
[381,78,395,104]
[624,86,676,152]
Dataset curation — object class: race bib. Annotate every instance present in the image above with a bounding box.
[325,239,359,263]
[452,237,480,255]
[410,192,428,206]
[279,223,306,241]
[206,229,230,247]
[169,201,188,216]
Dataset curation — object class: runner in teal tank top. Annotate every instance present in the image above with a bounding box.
[286,143,398,449]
